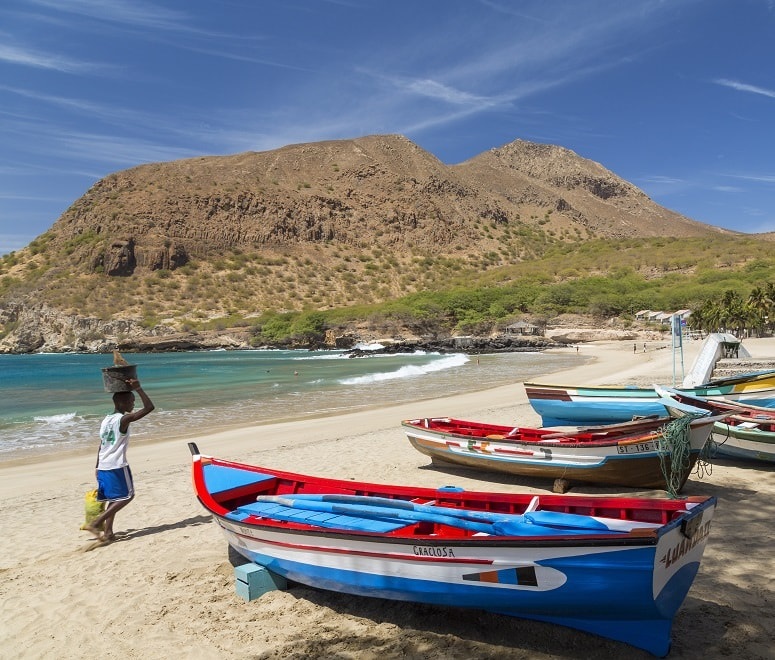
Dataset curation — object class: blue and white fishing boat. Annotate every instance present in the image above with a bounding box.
[524,369,775,426]
[190,443,716,656]
[655,386,775,463]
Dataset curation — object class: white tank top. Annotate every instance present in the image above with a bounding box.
[98,412,130,469]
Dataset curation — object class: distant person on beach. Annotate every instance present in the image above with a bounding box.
[84,377,154,542]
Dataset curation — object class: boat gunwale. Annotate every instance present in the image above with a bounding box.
[400,417,715,450]
[192,452,715,549]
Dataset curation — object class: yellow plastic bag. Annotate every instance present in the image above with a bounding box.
[80,488,105,530]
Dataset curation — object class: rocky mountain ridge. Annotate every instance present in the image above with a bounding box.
[51,135,725,270]
[0,134,736,353]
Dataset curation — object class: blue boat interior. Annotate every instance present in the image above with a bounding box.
[228,500,410,533]
[201,461,685,538]
[204,463,275,495]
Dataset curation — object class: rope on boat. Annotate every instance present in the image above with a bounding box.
[707,421,731,456]
[695,439,715,480]
[658,414,702,499]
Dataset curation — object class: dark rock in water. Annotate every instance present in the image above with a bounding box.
[346,335,558,357]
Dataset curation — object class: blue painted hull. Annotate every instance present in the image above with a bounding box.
[534,398,667,427]
[220,511,711,658]
[525,374,775,426]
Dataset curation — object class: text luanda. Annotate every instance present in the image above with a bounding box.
[660,520,712,569]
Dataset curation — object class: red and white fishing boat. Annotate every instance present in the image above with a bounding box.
[401,414,720,492]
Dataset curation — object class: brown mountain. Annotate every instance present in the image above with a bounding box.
[51,134,724,272]
[0,134,734,352]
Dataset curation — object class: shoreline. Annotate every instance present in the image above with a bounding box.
[0,345,584,468]
[2,338,774,658]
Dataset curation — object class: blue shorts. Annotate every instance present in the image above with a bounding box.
[96,466,134,502]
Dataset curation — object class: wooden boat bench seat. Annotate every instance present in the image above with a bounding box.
[228,500,411,533]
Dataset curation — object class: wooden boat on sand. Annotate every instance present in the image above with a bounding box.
[524,370,775,427]
[655,386,775,463]
[190,443,716,657]
[401,414,720,493]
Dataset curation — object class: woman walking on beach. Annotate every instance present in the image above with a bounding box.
[85,377,154,542]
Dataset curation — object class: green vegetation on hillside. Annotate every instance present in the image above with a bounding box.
[248,239,775,344]
[2,234,775,345]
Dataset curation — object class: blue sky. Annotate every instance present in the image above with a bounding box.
[2,0,775,255]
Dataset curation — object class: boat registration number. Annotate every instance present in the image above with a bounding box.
[616,440,658,454]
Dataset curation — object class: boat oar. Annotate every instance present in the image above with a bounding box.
[257,495,621,535]
[280,493,520,524]
[522,510,612,531]
[255,495,497,534]
[279,494,616,531]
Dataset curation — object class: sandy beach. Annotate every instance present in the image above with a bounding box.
[1,338,773,659]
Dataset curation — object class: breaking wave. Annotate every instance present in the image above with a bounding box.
[339,354,468,385]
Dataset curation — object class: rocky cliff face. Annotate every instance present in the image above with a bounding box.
[0,302,256,353]
[0,302,162,353]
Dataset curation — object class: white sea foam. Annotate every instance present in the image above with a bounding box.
[293,352,345,361]
[338,354,468,385]
[33,412,78,425]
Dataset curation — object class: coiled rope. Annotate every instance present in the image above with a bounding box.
[658,414,704,498]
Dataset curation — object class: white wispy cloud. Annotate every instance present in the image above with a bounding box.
[745,217,775,233]
[28,0,189,33]
[714,78,775,99]
[344,2,680,145]
[27,0,265,42]
[641,175,685,186]
[0,85,114,115]
[52,132,205,167]
[0,43,96,73]
[402,79,494,106]
[0,191,65,201]
[0,86,250,157]
[725,173,775,184]
[476,0,549,22]
[437,2,667,89]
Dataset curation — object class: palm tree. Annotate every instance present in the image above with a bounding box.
[687,304,710,337]
[746,287,771,337]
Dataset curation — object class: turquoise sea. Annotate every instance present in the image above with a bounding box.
[0,347,588,461]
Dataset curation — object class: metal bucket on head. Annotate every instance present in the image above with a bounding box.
[102,364,137,392]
